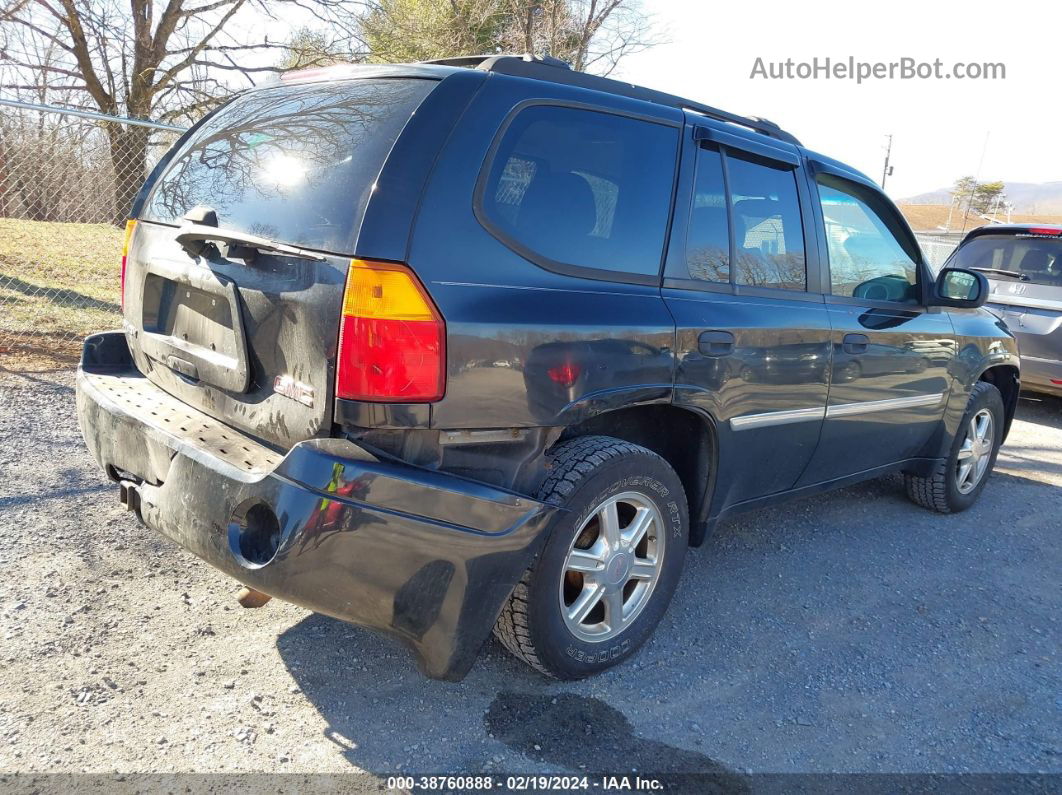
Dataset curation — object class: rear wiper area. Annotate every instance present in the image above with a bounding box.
[970,266,1028,281]
[176,206,326,262]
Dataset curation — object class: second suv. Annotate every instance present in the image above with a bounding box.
[76,54,1020,680]
[945,224,1062,397]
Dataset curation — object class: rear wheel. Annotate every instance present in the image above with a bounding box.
[494,436,688,679]
[836,360,861,383]
[905,381,1004,513]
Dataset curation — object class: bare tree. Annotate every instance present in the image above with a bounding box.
[1,0,659,220]
[504,0,659,75]
[0,0,366,220]
[359,0,659,76]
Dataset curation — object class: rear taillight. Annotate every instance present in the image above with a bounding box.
[119,219,137,312]
[548,362,581,387]
[336,259,445,403]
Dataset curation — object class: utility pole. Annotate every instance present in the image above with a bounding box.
[990,191,1006,222]
[881,134,894,190]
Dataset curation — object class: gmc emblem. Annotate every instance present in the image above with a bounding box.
[273,375,315,408]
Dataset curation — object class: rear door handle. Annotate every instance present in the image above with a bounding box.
[842,333,869,354]
[698,330,735,356]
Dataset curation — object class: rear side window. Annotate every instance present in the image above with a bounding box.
[142,78,435,252]
[480,105,679,279]
[686,147,730,283]
[948,234,1062,287]
[727,153,806,291]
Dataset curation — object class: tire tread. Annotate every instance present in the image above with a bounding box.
[904,381,999,514]
[493,435,667,677]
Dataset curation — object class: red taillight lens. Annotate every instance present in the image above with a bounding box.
[119,219,137,312]
[336,259,445,402]
[548,362,581,387]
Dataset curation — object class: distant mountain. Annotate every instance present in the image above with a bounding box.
[902,189,951,205]
[902,181,1062,214]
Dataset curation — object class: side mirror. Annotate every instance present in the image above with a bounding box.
[932,268,989,308]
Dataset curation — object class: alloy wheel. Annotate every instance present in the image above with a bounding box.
[559,491,665,643]
[956,408,994,494]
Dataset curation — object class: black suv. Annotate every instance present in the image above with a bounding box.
[76,55,1020,681]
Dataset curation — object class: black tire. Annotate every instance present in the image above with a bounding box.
[493,435,688,679]
[905,381,1005,513]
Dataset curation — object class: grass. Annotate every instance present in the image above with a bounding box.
[0,218,123,362]
[899,203,1062,232]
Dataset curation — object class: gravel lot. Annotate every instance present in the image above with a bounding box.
[0,367,1058,777]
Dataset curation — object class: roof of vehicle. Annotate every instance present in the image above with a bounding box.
[963,224,1062,241]
[276,53,802,147]
[271,62,466,85]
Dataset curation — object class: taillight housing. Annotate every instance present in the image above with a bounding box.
[336,259,445,403]
[119,219,137,312]
[548,362,581,387]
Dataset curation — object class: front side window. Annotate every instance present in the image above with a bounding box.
[818,179,920,303]
[727,153,807,291]
[481,105,679,278]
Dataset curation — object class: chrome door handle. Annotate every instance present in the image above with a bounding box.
[842,333,869,354]
[698,330,735,356]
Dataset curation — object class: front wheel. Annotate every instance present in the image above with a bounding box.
[494,436,688,679]
[905,381,1004,513]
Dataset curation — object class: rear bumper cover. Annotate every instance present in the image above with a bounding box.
[75,331,558,680]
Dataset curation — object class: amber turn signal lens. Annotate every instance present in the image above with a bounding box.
[120,219,137,312]
[336,259,445,403]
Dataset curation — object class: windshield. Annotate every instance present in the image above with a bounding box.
[946,233,1062,287]
[142,78,435,253]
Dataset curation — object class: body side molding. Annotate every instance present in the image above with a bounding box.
[730,392,945,430]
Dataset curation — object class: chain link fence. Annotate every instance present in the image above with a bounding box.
[0,99,185,364]
[914,232,963,271]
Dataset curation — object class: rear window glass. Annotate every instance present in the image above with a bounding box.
[947,234,1062,287]
[480,105,678,278]
[142,78,435,252]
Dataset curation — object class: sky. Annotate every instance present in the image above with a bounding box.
[612,0,1062,200]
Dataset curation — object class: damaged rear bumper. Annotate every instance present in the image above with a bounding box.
[75,331,558,680]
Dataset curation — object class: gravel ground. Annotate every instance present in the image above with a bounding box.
[0,368,1059,776]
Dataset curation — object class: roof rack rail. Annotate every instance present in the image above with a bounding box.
[419,53,800,146]
[419,53,571,70]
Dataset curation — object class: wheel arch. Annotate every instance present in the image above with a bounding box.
[553,403,718,547]
[976,364,1020,440]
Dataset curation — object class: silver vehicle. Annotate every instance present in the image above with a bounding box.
[945,224,1062,397]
